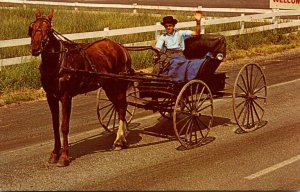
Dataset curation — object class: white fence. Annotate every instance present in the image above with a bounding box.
[0,3,300,68]
[0,0,273,14]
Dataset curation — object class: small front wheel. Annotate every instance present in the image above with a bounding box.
[96,83,137,133]
[173,80,213,149]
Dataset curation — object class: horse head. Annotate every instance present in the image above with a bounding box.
[28,9,54,56]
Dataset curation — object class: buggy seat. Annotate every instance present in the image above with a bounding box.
[184,34,226,78]
[159,34,226,82]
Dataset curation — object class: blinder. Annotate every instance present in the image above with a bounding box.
[28,22,34,37]
[28,17,53,53]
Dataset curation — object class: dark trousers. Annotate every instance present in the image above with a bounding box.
[152,49,185,74]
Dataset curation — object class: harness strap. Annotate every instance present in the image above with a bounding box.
[79,48,97,72]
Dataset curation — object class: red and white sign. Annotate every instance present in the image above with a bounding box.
[270,0,300,9]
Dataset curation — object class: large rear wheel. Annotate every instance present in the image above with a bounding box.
[233,63,267,132]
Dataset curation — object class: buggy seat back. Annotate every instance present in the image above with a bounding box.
[183,34,226,78]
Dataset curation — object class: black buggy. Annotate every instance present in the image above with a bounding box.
[96,34,267,149]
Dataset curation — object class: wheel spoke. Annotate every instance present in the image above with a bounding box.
[185,92,193,112]
[98,103,113,111]
[98,98,110,102]
[253,99,265,112]
[195,84,200,102]
[256,96,267,100]
[188,119,195,143]
[126,108,133,117]
[112,109,117,129]
[194,116,205,138]
[184,118,193,141]
[196,92,208,111]
[176,115,191,128]
[197,103,212,113]
[237,83,248,95]
[253,74,264,91]
[196,86,205,105]
[105,107,115,128]
[251,101,261,122]
[250,101,255,127]
[190,86,195,108]
[237,100,248,119]
[249,65,253,93]
[245,66,251,93]
[241,101,249,126]
[253,85,266,95]
[193,118,198,143]
[197,115,210,129]
[235,99,246,110]
[102,104,114,120]
[181,98,192,112]
[246,101,250,127]
[252,65,259,90]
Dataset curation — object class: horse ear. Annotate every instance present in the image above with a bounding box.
[48,9,54,21]
[35,9,42,18]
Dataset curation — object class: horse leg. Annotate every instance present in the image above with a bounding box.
[46,93,61,164]
[57,94,72,167]
[112,87,129,150]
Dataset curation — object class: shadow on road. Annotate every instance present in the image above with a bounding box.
[69,114,230,162]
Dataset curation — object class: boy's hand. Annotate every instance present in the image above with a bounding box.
[194,11,202,21]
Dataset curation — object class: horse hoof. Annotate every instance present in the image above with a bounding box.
[57,157,70,167]
[48,152,60,164]
[112,142,128,151]
[113,145,123,151]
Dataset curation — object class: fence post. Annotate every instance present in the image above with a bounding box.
[23,0,26,9]
[74,2,78,11]
[155,22,161,41]
[201,18,205,34]
[133,3,137,14]
[103,27,109,38]
[272,8,279,27]
[240,13,245,34]
[197,5,202,12]
[197,6,205,34]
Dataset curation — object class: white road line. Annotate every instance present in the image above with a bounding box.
[245,154,300,180]
[268,78,300,88]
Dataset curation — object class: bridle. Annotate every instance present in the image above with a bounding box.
[28,17,52,53]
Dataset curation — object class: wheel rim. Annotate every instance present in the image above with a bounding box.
[96,83,137,133]
[233,63,267,132]
[173,80,213,149]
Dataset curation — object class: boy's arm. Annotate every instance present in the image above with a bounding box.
[192,11,202,36]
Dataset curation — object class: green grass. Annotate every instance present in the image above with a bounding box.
[0,5,300,107]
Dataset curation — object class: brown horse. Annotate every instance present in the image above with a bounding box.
[28,9,133,166]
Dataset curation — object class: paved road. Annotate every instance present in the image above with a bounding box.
[0,47,300,190]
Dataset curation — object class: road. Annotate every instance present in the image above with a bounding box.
[0,47,300,190]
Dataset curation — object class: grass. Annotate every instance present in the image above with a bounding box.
[0,5,300,107]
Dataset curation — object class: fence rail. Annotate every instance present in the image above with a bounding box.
[0,0,273,14]
[0,5,299,68]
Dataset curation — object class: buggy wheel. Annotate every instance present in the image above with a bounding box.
[173,80,213,149]
[159,98,175,120]
[160,111,173,120]
[233,63,267,132]
[96,82,137,133]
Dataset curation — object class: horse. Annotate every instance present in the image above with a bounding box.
[28,9,133,166]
